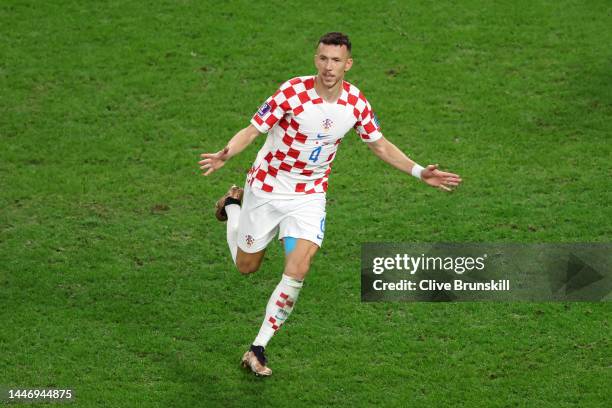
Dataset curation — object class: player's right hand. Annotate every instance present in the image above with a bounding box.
[421,164,462,192]
[199,147,230,176]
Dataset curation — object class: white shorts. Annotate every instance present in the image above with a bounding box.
[237,186,326,253]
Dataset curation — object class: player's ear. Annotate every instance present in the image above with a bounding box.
[345,57,353,72]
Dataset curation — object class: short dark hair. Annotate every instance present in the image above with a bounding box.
[318,32,351,53]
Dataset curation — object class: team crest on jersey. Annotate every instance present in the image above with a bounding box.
[245,234,255,247]
[257,102,271,117]
[322,118,334,131]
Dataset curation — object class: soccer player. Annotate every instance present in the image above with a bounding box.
[199,32,462,376]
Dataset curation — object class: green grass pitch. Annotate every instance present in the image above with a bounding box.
[1,1,610,407]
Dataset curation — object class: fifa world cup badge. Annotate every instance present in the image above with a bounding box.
[257,103,271,117]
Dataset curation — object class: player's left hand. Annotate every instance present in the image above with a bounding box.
[199,147,230,176]
[421,164,462,192]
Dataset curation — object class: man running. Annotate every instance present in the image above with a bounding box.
[199,32,462,376]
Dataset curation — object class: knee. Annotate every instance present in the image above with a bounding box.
[284,257,312,279]
[236,259,259,275]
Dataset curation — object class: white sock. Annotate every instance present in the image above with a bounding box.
[225,204,240,264]
[253,274,303,348]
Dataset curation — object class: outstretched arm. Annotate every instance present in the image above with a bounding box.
[198,124,262,176]
[366,136,462,191]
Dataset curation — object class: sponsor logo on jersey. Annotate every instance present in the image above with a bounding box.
[257,102,271,117]
[322,118,334,131]
[245,234,255,247]
[316,133,331,139]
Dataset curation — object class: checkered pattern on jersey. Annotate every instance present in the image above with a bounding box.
[340,81,382,142]
[252,77,323,133]
[249,76,382,194]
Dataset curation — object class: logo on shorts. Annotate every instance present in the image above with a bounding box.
[317,217,326,240]
[257,102,271,117]
[245,234,255,247]
[322,118,333,131]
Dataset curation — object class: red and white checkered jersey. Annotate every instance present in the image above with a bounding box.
[248,76,383,198]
